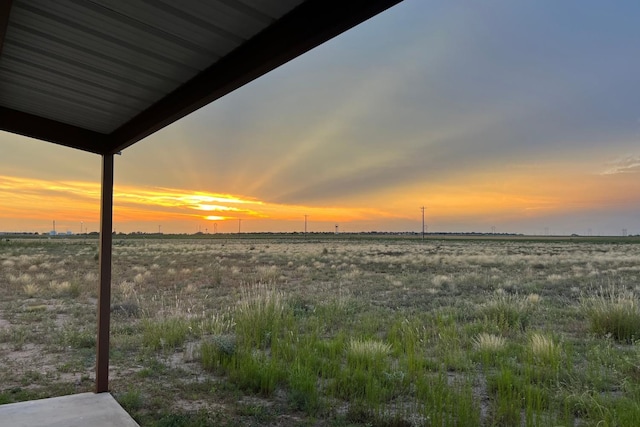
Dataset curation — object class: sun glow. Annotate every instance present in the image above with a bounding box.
[0,174,403,232]
[192,204,240,212]
[2,155,637,234]
[204,215,228,221]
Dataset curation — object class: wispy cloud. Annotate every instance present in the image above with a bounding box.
[600,156,640,175]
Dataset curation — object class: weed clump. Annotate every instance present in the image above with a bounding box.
[235,284,288,349]
[111,302,140,318]
[142,317,190,351]
[481,292,533,331]
[582,287,640,343]
[201,334,236,372]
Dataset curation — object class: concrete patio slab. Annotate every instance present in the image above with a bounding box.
[0,392,139,427]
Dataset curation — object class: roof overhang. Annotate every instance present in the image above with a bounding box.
[0,0,403,155]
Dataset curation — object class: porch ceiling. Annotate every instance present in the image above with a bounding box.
[0,0,402,154]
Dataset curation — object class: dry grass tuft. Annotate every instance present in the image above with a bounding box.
[431,275,451,287]
[256,265,279,283]
[348,338,392,359]
[528,333,559,363]
[473,333,506,352]
[526,293,541,304]
[22,283,39,298]
[237,284,286,316]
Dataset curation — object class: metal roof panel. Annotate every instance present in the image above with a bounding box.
[0,84,124,132]
[236,0,306,18]
[15,1,213,70]
[0,0,305,134]
[0,0,404,151]
[1,41,175,99]
[1,55,156,104]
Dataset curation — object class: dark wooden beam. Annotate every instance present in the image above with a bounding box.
[0,107,109,154]
[108,0,402,153]
[0,0,12,55]
[96,153,114,393]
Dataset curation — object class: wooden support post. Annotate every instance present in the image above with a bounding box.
[96,154,114,393]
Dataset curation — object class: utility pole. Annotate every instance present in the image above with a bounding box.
[420,206,426,240]
[213,223,217,234]
[304,215,308,234]
[238,218,241,234]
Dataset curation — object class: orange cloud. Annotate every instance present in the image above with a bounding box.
[0,175,398,231]
[2,160,638,234]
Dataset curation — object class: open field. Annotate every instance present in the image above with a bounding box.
[1,235,640,426]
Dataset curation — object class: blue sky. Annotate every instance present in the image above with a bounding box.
[2,0,640,235]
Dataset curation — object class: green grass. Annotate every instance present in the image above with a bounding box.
[3,236,640,425]
[287,362,322,414]
[200,335,236,372]
[234,284,289,350]
[142,317,191,351]
[117,388,143,412]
